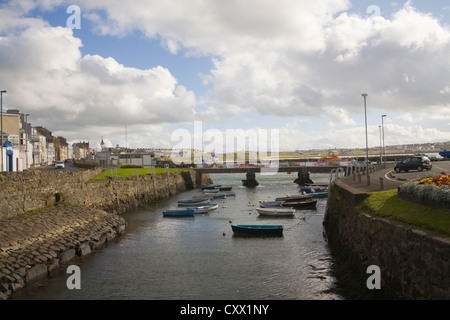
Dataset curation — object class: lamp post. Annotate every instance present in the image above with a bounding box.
[381,114,386,167]
[362,93,369,184]
[1,90,6,172]
[379,125,382,164]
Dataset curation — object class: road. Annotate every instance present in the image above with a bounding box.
[29,162,87,173]
[338,160,450,193]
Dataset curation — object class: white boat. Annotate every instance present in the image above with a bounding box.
[256,207,295,216]
[178,199,211,206]
[203,189,219,194]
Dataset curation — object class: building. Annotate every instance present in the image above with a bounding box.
[73,141,90,159]
[1,112,22,171]
[110,152,155,168]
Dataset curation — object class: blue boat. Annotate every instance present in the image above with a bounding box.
[231,225,283,236]
[440,150,450,159]
[163,209,195,217]
[307,192,328,198]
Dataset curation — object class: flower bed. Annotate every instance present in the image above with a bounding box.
[398,174,450,210]
[415,174,450,187]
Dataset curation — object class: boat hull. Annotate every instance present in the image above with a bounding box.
[231,225,283,236]
[281,199,317,209]
[275,195,313,202]
[178,199,211,206]
[256,207,295,216]
[163,210,195,217]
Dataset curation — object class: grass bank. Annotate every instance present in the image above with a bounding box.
[88,168,193,182]
[357,189,450,237]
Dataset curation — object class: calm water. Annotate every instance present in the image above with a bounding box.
[13,173,349,300]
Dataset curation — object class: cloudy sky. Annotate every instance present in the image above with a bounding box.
[0,0,449,152]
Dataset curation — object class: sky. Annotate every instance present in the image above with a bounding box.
[0,0,450,152]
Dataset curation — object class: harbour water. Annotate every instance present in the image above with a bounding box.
[13,172,358,300]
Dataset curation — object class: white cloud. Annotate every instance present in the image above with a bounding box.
[1,0,450,149]
[395,112,418,123]
[72,0,450,120]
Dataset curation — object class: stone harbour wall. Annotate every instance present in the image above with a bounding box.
[0,205,126,300]
[0,169,212,299]
[324,181,450,299]
[0,169,211,219]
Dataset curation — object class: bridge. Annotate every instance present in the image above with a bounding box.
[194,166,347,187]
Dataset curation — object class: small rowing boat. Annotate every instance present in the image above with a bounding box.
[163,209,195,217]
[177,199,211,206]
[256,207,295,216]
[231,225,283,236]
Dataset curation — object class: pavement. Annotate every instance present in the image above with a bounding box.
[338,160,450,193]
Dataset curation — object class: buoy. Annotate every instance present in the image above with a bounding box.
[223,232,226,236]
[222,206,226,208]
[229,220,232,223]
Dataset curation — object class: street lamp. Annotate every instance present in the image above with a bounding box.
[362,93,369,184]
[1,90,6,172]
[379,125,382,164]
[381,114,386,166]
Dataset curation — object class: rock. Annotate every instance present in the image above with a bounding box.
[76,242,91,257]
[25,264,47,282]
[59,249,76,264]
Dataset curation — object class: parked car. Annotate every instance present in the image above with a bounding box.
[55,161,65,169]
[394,156,432,173]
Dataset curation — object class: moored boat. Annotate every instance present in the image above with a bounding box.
[203,189,219,194]
[256,207,295,216]
[275,194,313,202]
[178,199,211,206]
[281,199,317,209]
[185,204,219,213]
[260,200,284,207]
[201,184,222,190]
[231,225,283,236]
[305,192,328,198]
[219,191,236,197]
[300,186,328,193]
[163,209,195,217]
[216,186,233,191]
[192,195,214,201]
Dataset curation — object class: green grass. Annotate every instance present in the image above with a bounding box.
[88,168,192,182]
[358,189,450,237]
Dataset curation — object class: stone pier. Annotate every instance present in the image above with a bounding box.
[242,171,259,187]
[294,168,314,185]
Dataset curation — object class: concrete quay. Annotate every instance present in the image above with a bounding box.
[0,205,126,300]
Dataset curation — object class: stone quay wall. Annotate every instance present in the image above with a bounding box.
[0,168,211,219]
[324,181,450,299]
[0,206,126,299]
[0,169,211,299]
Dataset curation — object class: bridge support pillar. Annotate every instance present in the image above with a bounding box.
[242,171,259,187]
[195,171,203,187]
[294,168,314,186]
